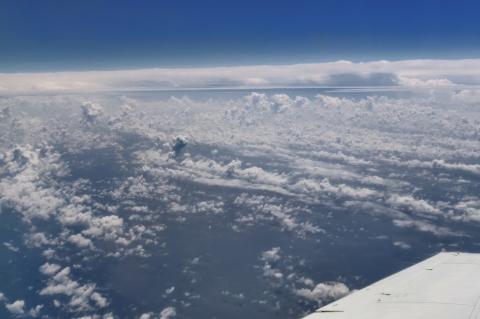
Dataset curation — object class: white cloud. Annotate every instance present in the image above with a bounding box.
[233,194,322,236]
[83,215,124,239]
[260,247,284,281]
[42,248,56,259]
[5,300,25,315]
[159,307,176,319]
[0,145,67,222]
[432,159,480,176]
[294,282,350,306]
[261,247,281,262]
[293,178,379,199]
[193,201,224,214]
[25,233,55,248]
[262,262,284,280]
[3,242,19,252]
[28,305,44,317]
[393,241,412,250]
[90,292,108,308]
[398,76,454,87]
[453,198,480,222]
[392,219,461,237]
[39,263,62,276]
[2,58,480,93]
[386,195,440,216]
[39,266,109,312]
[68,234,93,249]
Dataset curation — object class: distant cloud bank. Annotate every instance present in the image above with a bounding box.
[2,59,480,93]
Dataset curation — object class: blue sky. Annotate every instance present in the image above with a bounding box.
[1,0,480,72]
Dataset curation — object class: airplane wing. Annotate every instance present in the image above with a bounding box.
[302,252,480,319]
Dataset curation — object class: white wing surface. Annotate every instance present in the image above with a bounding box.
[303,252,480,319]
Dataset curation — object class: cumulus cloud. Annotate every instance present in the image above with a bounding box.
[0,145,67,221]
[261,247,282,262]
[453,198,480,222]
[81,101,104,124]
[193,200,224,214]
[159,307,176,319]
[5,300,25,315]
[386,195,440,216]
[68,234,94,249]
[39,263,62,275]
[260,247,284,281]
[294,282,350,306]
[170,135,188,158]
[90,292,108,308]
[39,266,109,312]
[28,305,44,317]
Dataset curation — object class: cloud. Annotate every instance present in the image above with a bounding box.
[393,241,412,250]
[453,198,480,222]
[159,307,176,319]
[90,292,108,308]
[1,86,480,317]
[193,201,224,214]
[68,234,94,249]
[39,263,62,276]
[294,282,350,306]
[398,76,454,87]
[5,300,25,315]
[3,242,19,252]
[170,135,188,158]
[452,89,480,104]
[260,247,284,281]
[39,266,109,312]
[261,247,282,262]
[81,102,104,124]
[28,305,44,317]
[392,219,461,237]
[234,194,322,236]
[3,58,480,93]
[386,195,440,216]
[293,178,379,199]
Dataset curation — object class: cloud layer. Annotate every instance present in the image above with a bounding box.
[1,88,480,318]
[2,59,480,93]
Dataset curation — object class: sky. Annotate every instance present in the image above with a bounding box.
[2,0,480,72]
